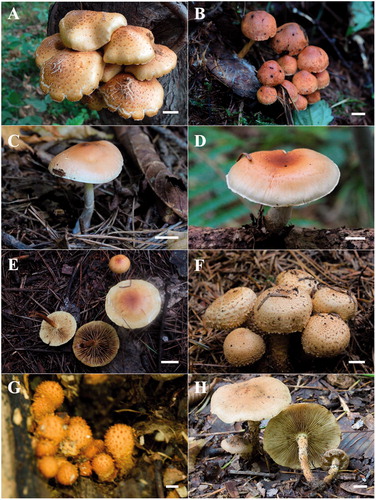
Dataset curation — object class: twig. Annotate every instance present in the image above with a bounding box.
[2,232,33,250]
[148,126,187,150]
[228,470,277,478]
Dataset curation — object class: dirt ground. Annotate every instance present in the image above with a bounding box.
[2,250,187,374]
[189,374,374,498]
[189,250,374,373]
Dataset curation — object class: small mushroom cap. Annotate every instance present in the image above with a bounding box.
[257,86,278,105]
[101,63,123,83]
[306,90,321,104]
[73,321,120,367]
[81,91,107,111]
[270,23,309,56]
[297,45,329,73]
[56,461,79,485]
[321,449,349,470]
[279,80,299,103]
[257,60,285,86]
[100,73,164,120]
[221,436,253,457]
[35,34,66,68]
[40,50,105,102]
[312,287,357,320]
[223,328,266,366]
[276,55,298,76]
[314,70,330,89]
[253,286,312,334]
[103,25,155,65]
[241,11,277,41]
[301,313,351,357]
[108,254,131,274]
[276,269,319,296]
[59,10,127,51]
[203,287,257,330]
[105,279,162,329]
[34,381,65,409]
[48,141,123,184]
[125,44,177,81]
[226,149,340,208]
[39,311,77,346]
[294,94,308,111]
[292,70,318,95]
[38,456,59,478]
[263,403,341,469]
[211,376,292,424]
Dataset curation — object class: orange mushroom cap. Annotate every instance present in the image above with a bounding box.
[34,381,65,409]
[257,60,285,86]
[297,46,329,73]
[271,23,309,56]
[241,11,277,41]
[257,86,278,105]
[292,70,318,95]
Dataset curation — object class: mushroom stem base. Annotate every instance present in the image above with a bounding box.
[296,433,314,482]
[73,183,95,234]
[264,206,292,233]
[323,458,340,484]
[237,40,255,58]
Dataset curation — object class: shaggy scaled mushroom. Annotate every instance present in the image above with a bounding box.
[105,423,135,474]
[103,26,155,65]
[39,311,77,346]
[312,287,357,320]
[322,449,349,484]
[276,269,319,296]
[238,11,277,58]
[35,34,66,68]
[37,414,66,444]
[108,254,131,274]
[223,328,265,366]
[211,377,291,456]
[60,416,93,456]
[125,44,177,81]
[301,313,351,357]
[203,287,257,330]
[226,149,340,232]
[48,140,123,233]
[263,403,341,483]
[73,321,120,367]
[34,380,65,409]
[38,456,59,479]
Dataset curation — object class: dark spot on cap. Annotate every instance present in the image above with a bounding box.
[52,168,66,177]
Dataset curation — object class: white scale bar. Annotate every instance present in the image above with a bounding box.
[161,360,179,364]
[345,237,366,241]
[348,360,365,364]
[163,110,179,114]
[353,485,368,489]
[155,235,179,240]
[351,112,366,116]
[166,485,179,489]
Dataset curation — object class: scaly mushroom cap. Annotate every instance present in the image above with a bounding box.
[101,63,123,83]
[321,449,349,470]
[81,90,107,111]
[312,287,357,320]
[226,149,340,208]
[292,70,318,95]
[307,90,321,104]
[279,80,299,103]
[73,321,120,367]
[253,286,312,334]
[203,287,257,330]
[295,94,308,111]
[31,398,56,421]
[276,55,298,76]
[92,453,115,480]
[105,279,161,329]
[48,141,123,184]
[263,403,341,469]
[100,73,164,120]
[270,23,309,56]
[297,46,329,73]
[276,269,319,296]
[223,328,266,366]
[103,25,155,65]
[59,10,127,51]
[315,70,330,90]
[35,439,59,457]
[257,60,285,86]
[125,44,177,81]
[105,423,135,474]
[39,311,77,346]
[61,416,93,457]
[241,11,277,41]
[301,313,351,357]
[257,86,278,105]
[37,414,66,444]
[40,50,105,102]
[211,376,291,424]
[35,34,66,68]
[34,381,65,409]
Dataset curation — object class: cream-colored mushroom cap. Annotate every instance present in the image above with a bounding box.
[105,280,162,329]
[35,34,66,68]
[40,50,105,102]
[211,377,291,424]
[125,44,177,81]
[101,64,123,83]
[297,46,329,73]
[271,23,309,56]
[39,311,77,346]
[226,149,340,208]
[276,269,319,295]
[312,288,357,320]
[302,313,351,357]
[103,26,155,65]
[100,73,164,120]
[223,328,265,366]
[241,11,277,41]
[59,10,127,51]
[48,141,123,184]
[221,436,253,457]
[203,287,257,330]
[253,286,312,334]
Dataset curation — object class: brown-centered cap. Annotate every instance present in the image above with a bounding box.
[301,313,351,357]
[257,86,278,105]
[315,70,330,89]
[263,403,341,469]
[270,23,309,56]
[39,311,77,346]
[276,269,319,296]
[257,60,285,86]
[108,255,131,274]
[59,10,127,51]
[312,287,357,320]
[72,321,120,367]
[241,11,277,41]
[40,50,105,102]
[276,55,298,76]
[105,279,162,329]
[100,73,164,120]
[226,149,340,207]
[297,45,329,73]
[223,328,266,366]
[48,141,123,184]
[211,376,291,424]
[103,26,155,65]
[35,34,66,68]
[292,70,318,95]
[101,63,123,83]
[125,44,177,81]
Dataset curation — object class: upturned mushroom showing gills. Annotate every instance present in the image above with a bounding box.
[263,403,341,483]
[48,141,123,233]
[39,311,77,346]
[322,448,349,484]
[226,149,340,232]
[73,321,120,367]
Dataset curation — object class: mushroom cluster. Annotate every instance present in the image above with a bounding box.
[239,11,330,112]
[202,268,357,370]
[35,10,178,120]
[31,380,136,485]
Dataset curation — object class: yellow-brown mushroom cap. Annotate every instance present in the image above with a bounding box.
[125,44,177,81]
[59,10,127,51]
[257,86,278,105]
[101,63,123,82]
[257,60,285,86]
[35,34,66,68]
[105,279,162,329]
[72,321,120,367]
[40,50,105,102]
[81,91,107,111]
[312,287,357,320]
[92,453,115,480]
[31,397,56,421]
[104,423,135,474]
[302,313,351,357]
[223,328,266,366]
[56,461,79,485]
[37,414,66,444]
[297,45,329,73]
[307,90,321,104]
[108,254,131,274]
[292,70,318,95]
[241,11,277,41]
[270,23,309,56]
[103,25,155,65]
[38,456,59,478]
[39,311,77,346]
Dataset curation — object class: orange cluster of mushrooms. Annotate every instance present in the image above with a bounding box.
[239,11,330,111]
[35,10,178,120]
[31,380,136,485]
[203,268,357,370]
